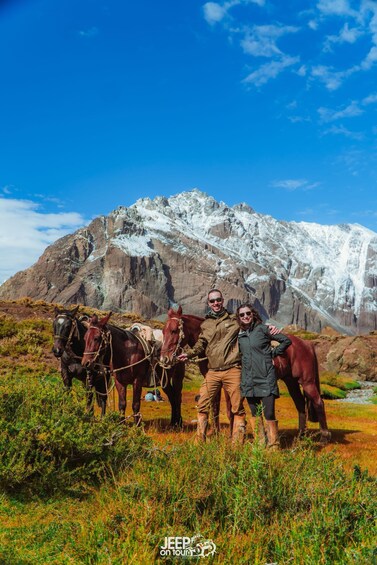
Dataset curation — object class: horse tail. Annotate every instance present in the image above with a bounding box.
[305,343,320,423]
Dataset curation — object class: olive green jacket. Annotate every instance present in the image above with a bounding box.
[186,310,240,370]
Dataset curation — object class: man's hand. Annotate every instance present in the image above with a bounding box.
[268,325,281,336]
[177,353,188,362]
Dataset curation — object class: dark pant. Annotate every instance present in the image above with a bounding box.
[246,394,276,421]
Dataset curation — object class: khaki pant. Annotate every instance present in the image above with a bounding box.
[197,367,245,416]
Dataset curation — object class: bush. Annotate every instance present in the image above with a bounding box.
[0,374,152,495]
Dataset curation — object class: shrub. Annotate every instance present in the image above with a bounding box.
[0,374,152,495]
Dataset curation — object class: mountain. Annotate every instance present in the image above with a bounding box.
[0,189,376,334]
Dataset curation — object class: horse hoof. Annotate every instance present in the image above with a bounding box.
[320,430,331,443]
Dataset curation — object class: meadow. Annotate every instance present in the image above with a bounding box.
[0,300,376,564]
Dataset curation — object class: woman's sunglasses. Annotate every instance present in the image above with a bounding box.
[239,311,252,318]
[209,298,223,304]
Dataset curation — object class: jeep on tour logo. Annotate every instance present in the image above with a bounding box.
[159,535,216,558]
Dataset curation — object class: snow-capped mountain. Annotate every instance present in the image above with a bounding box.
[1,189,376,334]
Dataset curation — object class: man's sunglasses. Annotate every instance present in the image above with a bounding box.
[239,311,252,318]
[209,297,223,304]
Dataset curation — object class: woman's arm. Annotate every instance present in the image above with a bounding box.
[270,333,292,357]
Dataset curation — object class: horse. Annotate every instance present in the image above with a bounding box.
[160,308,231,432]
[52,306,110,416]
[160,306,331,442]
[81,313,185,427]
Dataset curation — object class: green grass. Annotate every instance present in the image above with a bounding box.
[0,373,376,564]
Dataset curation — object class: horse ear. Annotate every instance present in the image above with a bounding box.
[99,312,112,327]
[177,305,182,316]
[167,308,175,318]
[70,305,80,317]
[54,306,60,316]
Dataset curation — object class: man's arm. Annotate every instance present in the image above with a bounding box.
[177,334,208,362]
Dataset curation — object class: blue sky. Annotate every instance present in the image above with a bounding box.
[1,0,377,280]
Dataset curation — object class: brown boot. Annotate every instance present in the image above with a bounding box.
[195,412,208,443]
[266,420,280,450]
[250,416,267,446]
[232,415,246,445]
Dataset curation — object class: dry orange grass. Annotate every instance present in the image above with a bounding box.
[104,383,377,474]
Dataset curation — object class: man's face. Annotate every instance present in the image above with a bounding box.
[208,291,224,313]
[238,306,253,328]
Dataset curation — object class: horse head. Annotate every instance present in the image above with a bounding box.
[52,305,80,357]
[81,312,112,369]
[160,306,185,367]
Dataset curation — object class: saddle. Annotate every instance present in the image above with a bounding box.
[129,323,162,387]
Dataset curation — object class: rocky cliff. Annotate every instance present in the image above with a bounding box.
[1,189,376,333]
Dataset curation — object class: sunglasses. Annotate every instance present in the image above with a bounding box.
[239,311,252,318]
[209,297,223,304]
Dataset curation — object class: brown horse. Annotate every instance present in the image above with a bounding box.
[52,306,110,416]
[81,313,185,426]
[160,306,331,441]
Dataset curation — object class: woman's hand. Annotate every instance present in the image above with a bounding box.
[177,353,188,362]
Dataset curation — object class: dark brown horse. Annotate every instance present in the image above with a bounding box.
[52,306,110,416]
[160,306,331,441]
[81,313,185,426]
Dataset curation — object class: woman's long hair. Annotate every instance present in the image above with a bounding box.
[236,303,262,325]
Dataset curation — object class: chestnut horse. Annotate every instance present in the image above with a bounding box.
[52,306,110,416]
[160,306,331,441]
[81,313,185,426]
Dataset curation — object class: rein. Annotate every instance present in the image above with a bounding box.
[85,325,155,375]
[159,317,185,368]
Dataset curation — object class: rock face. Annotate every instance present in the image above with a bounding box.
[314,334,377,382]
[0,189,376,334]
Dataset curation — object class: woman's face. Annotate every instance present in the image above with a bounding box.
[238,307,253,327]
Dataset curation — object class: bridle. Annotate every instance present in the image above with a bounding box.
[83,324,112,368]
[54,314,79,350]
[159,317,185,368]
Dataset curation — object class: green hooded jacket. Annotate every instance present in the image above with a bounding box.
[238,322,291,398]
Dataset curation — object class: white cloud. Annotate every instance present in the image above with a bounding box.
[363,92,377,104]
[243,55,300,86]
[318,100,363,121]
[78,27,98,38]
[322,124,364,139]
[271,179,320,191]
[317,0,358,19]
[203,0,265,25]
[324,22,363,51]
[203,2,228,24]
[0,198,86,282]
[240,24,299,57]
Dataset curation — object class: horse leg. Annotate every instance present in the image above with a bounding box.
[173,364,184,427]
[301,383,331,443]
[132,378,143,426]
[164,365,183,427]
[283,375,307,437]
[116,381,127,418]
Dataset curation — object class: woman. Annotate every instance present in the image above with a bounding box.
[237,304,291,449]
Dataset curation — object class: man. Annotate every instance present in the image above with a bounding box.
[178,289,246,443]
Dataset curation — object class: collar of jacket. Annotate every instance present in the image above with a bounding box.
[239,321,259,335]
[206,308,228,320]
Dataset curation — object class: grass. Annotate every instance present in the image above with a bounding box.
[0,432,376,564]
[0,300,377,563]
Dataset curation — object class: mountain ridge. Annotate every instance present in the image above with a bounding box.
[1,189,376,334]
